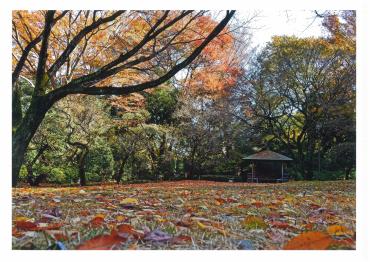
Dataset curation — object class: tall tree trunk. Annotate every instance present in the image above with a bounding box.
[12,97,50,187]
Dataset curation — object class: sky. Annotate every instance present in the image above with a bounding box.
[245,10,325,48]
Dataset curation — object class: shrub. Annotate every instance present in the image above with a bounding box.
[48,168,66,184]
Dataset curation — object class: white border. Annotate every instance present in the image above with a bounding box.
[1,1,369,262]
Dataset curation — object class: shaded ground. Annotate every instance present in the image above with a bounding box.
[12,180,355,250]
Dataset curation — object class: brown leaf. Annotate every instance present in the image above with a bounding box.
[271,221,291,229]
[283,231,332,250]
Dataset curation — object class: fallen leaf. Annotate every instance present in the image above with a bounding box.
[252,201,263,208]
[89,216,105,228]
[15,221,38,231]
[80,210,90,216]
[116,215,125,222]
[14,216,32,222]
[196,221,208,230]
[12,227,24,238]
[243,216,267,230]
[144,229,172,242]
[283,231,332,250]
[120,198,138,205]
[327,225,354,236]
[76,234,125,250]
[171,235,192,244]
[36,223,63,231]
[117,224,144,239]
[271,221,291,229]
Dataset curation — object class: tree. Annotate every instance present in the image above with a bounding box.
[60,95,112,186]
[238,35,355,179]
[12,10,236,186]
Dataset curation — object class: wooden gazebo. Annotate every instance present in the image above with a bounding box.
[242,150,293,183]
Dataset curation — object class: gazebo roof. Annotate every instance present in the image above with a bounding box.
[243,150,293,161]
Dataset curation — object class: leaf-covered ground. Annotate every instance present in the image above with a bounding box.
[12,180,356,250]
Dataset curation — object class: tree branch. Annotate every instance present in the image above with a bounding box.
[34,11,56,96]
[12,11,68,86]
[47,11,125,77]
[48,11,235,103]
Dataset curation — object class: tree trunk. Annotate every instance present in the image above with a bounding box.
[115,159,127,184]
[79,150,88,186]
[345,168,352,180]
[12,96,51,187]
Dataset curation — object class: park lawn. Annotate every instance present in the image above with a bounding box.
[12,180,355,250]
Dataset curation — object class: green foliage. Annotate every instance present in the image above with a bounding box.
[19,165,28,180]
[146,85,179,125]
[86,144,114,182]
[48,168,66,184]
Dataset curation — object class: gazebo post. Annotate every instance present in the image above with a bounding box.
[281,162,284,182]
[251,162,254,182]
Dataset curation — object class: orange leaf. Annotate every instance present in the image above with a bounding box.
[117,224,144,239]
[76,234,125,250]
[36,223,63,231]
[90,216,105,228]
[12,227,24,237]
[326,225,353,236]
[252,201,263,208]
[283,231,332,250]
[80,210,90,216]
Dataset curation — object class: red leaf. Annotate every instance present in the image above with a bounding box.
[15,221,38,231]
[171,235,192,244]
[53,233,68,241]
[271,221,291,229]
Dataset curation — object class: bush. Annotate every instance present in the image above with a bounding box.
[312,170,355,181]
[201,175,236,182]
[48,168,66,184]
[63,166,79,184]
[86,145,114,181]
